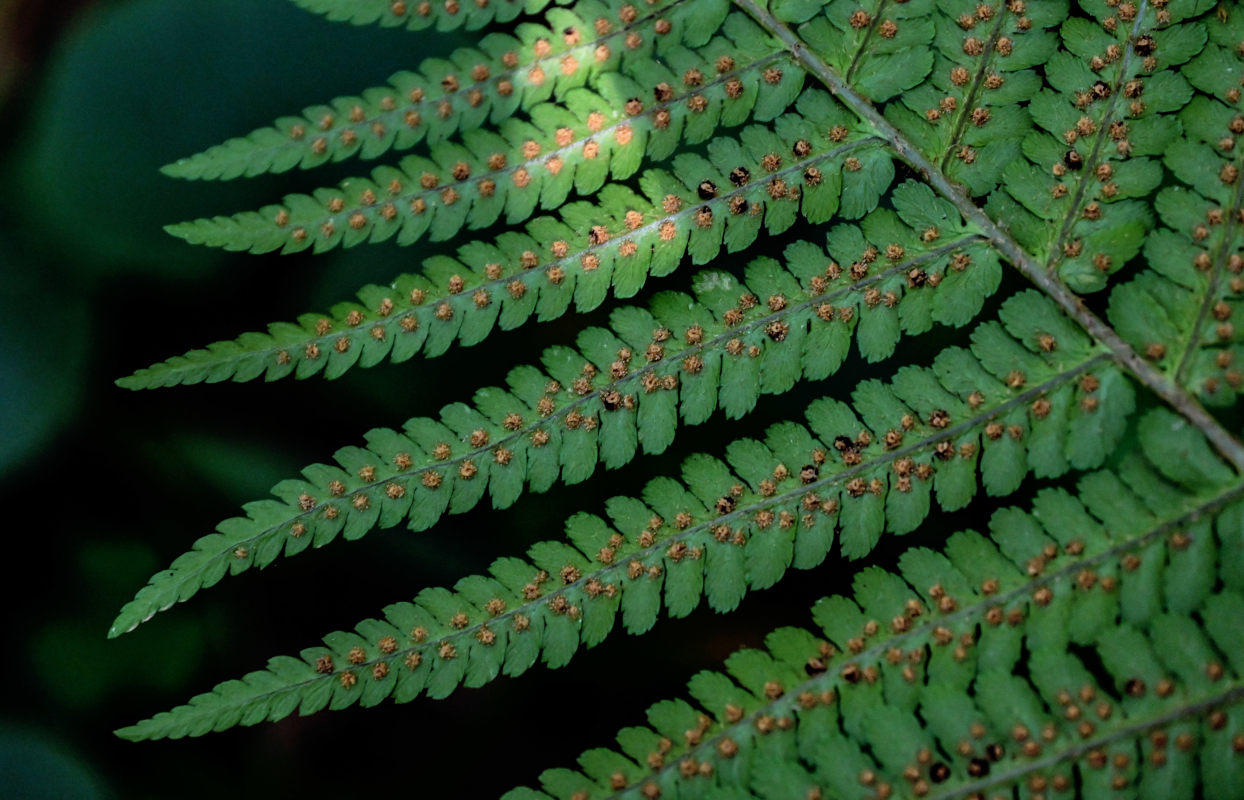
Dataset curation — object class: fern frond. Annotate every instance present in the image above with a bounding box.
[504,417,1244,799]
[1107,11,1244,406]
[116,290,1136,737]
[112,192,1002,634]
[111,0,1244,777]
[121,180,991,389]
[887,0,1062,196]
[979,3,1207,293]
[162,0,738,180]
[125,95,895,391]
[164,84,872,255]
[288,0,550,32]
[167,0,1012,251]
[739,0,1244,468]
[777,0,935,105]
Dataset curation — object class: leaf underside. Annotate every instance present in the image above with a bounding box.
[116,0,1244,795]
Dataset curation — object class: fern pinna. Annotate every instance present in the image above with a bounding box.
[115,0,1244,796]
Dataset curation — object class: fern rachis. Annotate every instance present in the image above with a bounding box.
[113,0,1244,796]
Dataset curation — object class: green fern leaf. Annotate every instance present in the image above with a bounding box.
[119,180,987,389]
[112,201,1005,634]
[163,88,871,255]
[162,0,742,180]
[289,0,551,32]
[979,5,1207,293]
[1106,11,1244,406]
[111,0,1244,787]
[126,126,889,390]
[504,419,1244,798]
[116,291,1134,735]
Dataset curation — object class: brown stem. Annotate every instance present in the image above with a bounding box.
[734,0,1244,473]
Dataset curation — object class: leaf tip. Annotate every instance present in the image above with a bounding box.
[107,608,141,639]
[114,373,142,390]
[160,158,198,180]
[163,222,192,240]
[113,724,146,741]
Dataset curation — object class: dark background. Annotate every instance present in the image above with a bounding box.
[0,1,1013,796]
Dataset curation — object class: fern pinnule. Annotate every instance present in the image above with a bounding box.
[887,0,1067,197]
[167,0,1039,258]
[1106,18,1244,406]
[504,419,1244,799]
[162,84,864,256]
[288,0,730,36]
[289,0,547,33]
[978,7,1208,293]
[124,91,902,389]
[116,290,1136,738]
[119,179,991,390]
[162,2,776,182]
[111,0,1244,788]
[111,205,998,635]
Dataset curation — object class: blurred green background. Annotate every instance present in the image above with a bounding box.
[0,1,1003,796]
